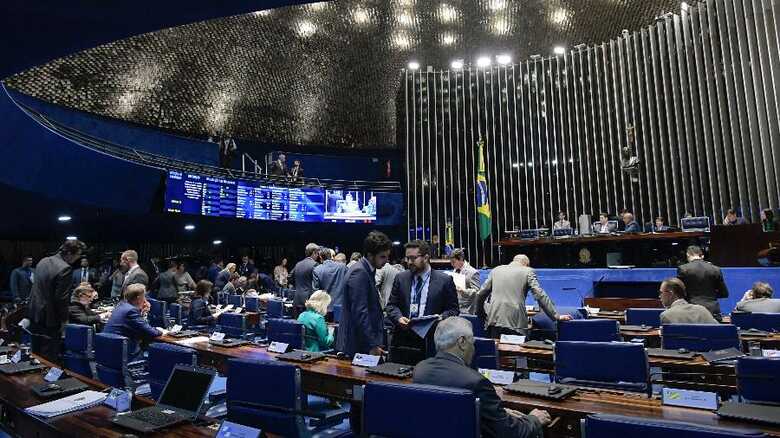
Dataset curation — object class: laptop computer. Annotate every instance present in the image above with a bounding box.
[168,330,201,338]
[31,377,89,399]
[505,379,577,400]
[718,401,780,426]
[0,360,47,374]
[209,338,250,348]
[112,365,215,433]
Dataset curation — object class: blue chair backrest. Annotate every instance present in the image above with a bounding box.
[148,298,168,328]
[626,308,665,327]
[64,323,93,354]
[555,341,649,394]
[267,299,285,318]
[168,303,184,325]
[661,324,740,352]
[558,319,621,342]
[245,297,260,312]
[583,413,766,437]
[228,295,243,307]
[332,304,342,323]
[94,333,128,388]
[531,306,587,340]
[363,382,479,438]
[218,313,247,338]
[226,359,305,437]
[266,319,304,349]
[461,314,488,338]
[472,337,498,370]
[737,356,780,404]
[147,343,197,399]
[731,312,780,332]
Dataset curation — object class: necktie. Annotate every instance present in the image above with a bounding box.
[411,276,424,318]
[82,268,87,282]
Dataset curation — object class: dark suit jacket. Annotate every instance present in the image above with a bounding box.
[336,258,384,356]
[269,160,287,176]
[123,266,149,293]
[677,259,729,315]
[189,297,215,326]
[292,257,318,307]
[413,352,543,438]
[71,267,97,288]
[386,268,459,326]
[28,253,73,331]
[104,301,161,358]
[624,220,641,233]
[237,262,256,277]
[156,270,178,300]
[68,301,102,328]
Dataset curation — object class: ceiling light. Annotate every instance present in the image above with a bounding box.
[451,59,464,69]
[408,61,420,70]
[476,56,492,68]
[393,241,402,245]
[58,215,72,222]
[488,0,507,11]
[66,236,78,241]
[397,12,415,26]
[213,240,222,245]
[296,20,316,38]
[252,10,271,17]
[438,4,458,23]
[496,54,511,65]
[550,8,569,25]
[393,33,412,49]
[184,224,196,231]
[512,163,519,168]
[440,32,457,46]
[352,7,371,24]
[553,46,566,55]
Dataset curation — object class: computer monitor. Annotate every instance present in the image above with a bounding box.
[158,365,216,414]
[553,228,574,237]
[520,229,541,239]
[681,216,710,232]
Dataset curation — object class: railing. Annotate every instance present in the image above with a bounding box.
[9,93,401,192]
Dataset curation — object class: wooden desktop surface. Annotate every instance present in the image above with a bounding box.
[498,231,707,247]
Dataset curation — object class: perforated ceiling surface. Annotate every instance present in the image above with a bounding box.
[4,0,681,149]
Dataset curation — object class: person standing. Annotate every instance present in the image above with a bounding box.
[207,258,223,283]
[476,254,570,338]
[28,239,85,361]
[173,261,197,293]
[449,249,482,314]
[312,247,347,311]
[120,250,148,294]
[375,258,402,308]
[72,257,97,289]
[237,255,256,277]
[676,245,729,320]
[155,261,178,304]
[269,153,287,176]
[9,255,34,302]
[291,243,320,317]
[274,257,289,287]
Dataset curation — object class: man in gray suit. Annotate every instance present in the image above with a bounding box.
[155,261,178,304]
[659,277,717,324]
[449,249,482,314]
[28,239,86,361]
[313,247,347,310]
[677,245,729,320]
[375,258,402,308]
[735,282,780,313]
[121,249,148,294]
[476,254,570,338]
[292,243,320,317]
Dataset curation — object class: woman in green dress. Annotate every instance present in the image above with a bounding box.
[297,290,334,352]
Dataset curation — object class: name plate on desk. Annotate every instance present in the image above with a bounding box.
[763,349,780,358]
[0,355,9,365]
[352,354,381,368]
[169,324,183,334]
[585,307,600,315]
[104,388,131,412]
[217,420,261,438]
[500,335,526,345]
[44,367,64,382]
[479,368,515,385]
[234,307,243,313]
[11,350,21,363]
[210,332,226,342]
[662,388,718,410]
[268,342,289,353]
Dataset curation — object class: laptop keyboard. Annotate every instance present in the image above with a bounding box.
[130,408,185,426]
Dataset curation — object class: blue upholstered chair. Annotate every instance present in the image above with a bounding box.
[266,319,305,349]
[267,299,286,319]
[736,356,780,404]
[228,294,244,307]
[146,343,197,400]
[363,382,480,438]
[244,297,260,313]
[217,312,251,339]
[582,413,765,437]
[661,324,740,352]
[63,323,94,378]
[625,308,665,327]
[558,319,621,342]
[226,359,349,437]
[472,337,499,370]
[461,314,488,338]
[147,298,169,329]
[94,332,130,388]
[731,312,780,332]
[530,306,587,341]
[168,303,184,326]
[555,341,650,394]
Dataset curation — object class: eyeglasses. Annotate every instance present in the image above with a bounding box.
[405,254,424,261]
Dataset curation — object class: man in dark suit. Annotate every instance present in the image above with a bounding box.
[103,284,166,360]
[414,317,550,438]
[291,243,320,317]
[386,240,459,364]
[154,261,179,304]
[677,245,729,320]
[269,153,287,176]
[237,255,256,277]
[28,239,86,361]
[9,255,34,302]
[120,249,148,294]
[312,247,347,311]
[72,257,97,289]
[336,231,392,357]
[207,258,223,283]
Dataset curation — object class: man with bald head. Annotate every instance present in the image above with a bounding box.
[476,254,570,338]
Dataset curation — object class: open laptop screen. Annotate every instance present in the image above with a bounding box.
[158,367,214,413]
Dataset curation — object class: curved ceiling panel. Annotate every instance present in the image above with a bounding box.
[4,0,680,149]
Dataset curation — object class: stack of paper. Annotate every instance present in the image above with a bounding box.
[25,390,107,418]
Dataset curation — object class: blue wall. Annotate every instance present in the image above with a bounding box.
[473,267,780,314]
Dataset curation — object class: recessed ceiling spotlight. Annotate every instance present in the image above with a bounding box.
[213,240,222,245]
[66,236,78,241]
[296,20,316,38]
[58,215,72,222]
[451,59,464,69]
[496,54,511,65]
[408,61,420,70]
[184,224,196,231]
[553,46,566,55]
[476,56,492,68]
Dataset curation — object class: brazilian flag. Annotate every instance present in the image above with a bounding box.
[476,139,492,240]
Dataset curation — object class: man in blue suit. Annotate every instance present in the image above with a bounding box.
[104,284,166,360]
[336,231,392,357]
[313,247,347,311]
[386,239,459,364]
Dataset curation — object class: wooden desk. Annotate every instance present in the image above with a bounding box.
[0,354,216,437]
[498,231,707,248]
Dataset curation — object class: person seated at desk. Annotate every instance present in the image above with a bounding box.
[659,277,717,324]
[221,273,240,295]
[723,208,748,225]
[189,280,217,326]
[735,281,780,313]
[592,212,616,234]
[103,284,166,360]
[649,216,669,232]
[298,290,334,352]
[69,283,108,331]
[622,212,641,233]
[761,208,780,232]
[553,211,571,230]
[413,316,551,438]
